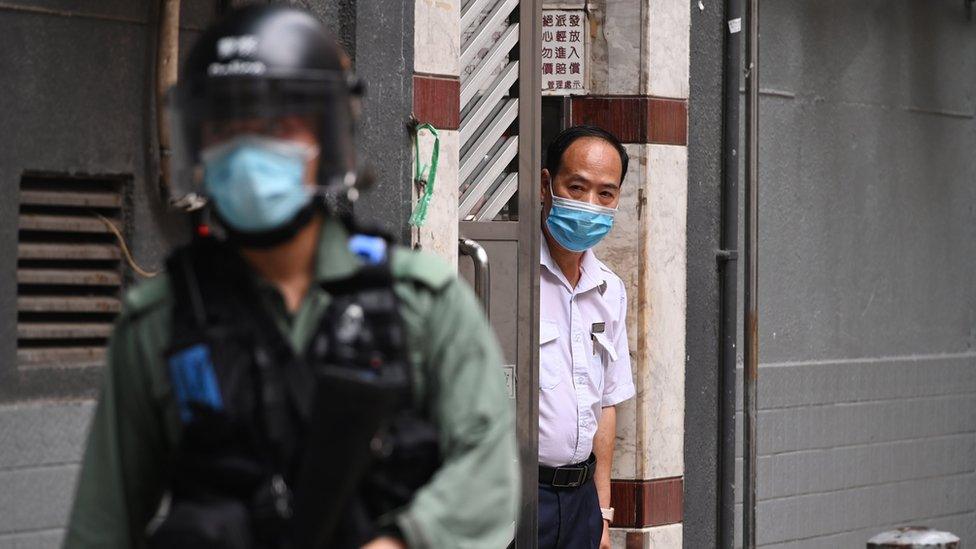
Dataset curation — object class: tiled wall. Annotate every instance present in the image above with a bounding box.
[735,356,976,547]
[0,402,94,547]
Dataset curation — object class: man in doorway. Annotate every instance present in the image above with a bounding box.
[538,126,636,549]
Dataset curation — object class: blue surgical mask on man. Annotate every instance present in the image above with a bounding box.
[545,183,617,252]
[201,135,319,233]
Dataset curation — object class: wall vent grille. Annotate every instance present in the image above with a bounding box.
[16,174,125,369]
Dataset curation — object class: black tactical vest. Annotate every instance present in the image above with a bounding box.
[149,236,439,549]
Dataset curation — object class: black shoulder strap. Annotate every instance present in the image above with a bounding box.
[166,237,266,338]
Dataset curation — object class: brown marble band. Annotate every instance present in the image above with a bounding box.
[413,74,460,131]
[570,96,688,145]
[610,476,683,528]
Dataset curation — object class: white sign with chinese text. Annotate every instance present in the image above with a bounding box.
[541,9,586,95]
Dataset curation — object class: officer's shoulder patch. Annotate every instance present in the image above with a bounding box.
[391,247,455,291]
[122,273,172,317]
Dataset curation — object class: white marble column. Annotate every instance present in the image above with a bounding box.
[586,0,690,546]
[412,0,461,268]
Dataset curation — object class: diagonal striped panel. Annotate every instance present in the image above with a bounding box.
[459,0,521,221]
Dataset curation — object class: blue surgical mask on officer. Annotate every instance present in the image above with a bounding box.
[201,135,319,233]
[545,182,617,252]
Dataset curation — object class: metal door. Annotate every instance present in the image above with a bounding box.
[457,0,540,546]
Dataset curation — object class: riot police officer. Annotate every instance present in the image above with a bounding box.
[64,6,518,549]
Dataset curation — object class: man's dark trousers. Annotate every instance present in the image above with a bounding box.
[537,479,603,549]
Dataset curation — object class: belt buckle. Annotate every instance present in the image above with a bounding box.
[552,466,585,488]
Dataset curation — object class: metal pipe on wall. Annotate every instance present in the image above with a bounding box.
[718,0,742,546]
[156,0,181,198]
[742,0,760,546]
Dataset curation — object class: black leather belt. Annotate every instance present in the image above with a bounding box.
[539,454,597,488]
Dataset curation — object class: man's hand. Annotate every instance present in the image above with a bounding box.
[600,520,611,549]
[361,536,407,549]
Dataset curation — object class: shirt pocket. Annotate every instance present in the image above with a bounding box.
[539,319,562,390]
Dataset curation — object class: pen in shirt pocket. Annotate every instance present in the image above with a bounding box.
[590,322,605,355]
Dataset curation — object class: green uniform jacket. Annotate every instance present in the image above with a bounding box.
[64,217,519,549]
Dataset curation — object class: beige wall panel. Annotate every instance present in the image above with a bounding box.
[644,0,690,98]
[612,396,639,479]
[415,0,461,76]
[586,0,643,96]
[553,0,690,98]
[610,523,683,548]
[586,1,609,95]
[413,130,459,268]
[604,0,643,95]
[645,523,682,548]
[595,143,645,480]
[640,144,686,479]
[595,143,644,352]
[595,144,688,482]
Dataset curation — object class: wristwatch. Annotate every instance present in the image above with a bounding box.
[601,507,615,524]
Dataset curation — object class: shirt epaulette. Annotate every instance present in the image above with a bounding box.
[596,261,624,289]
[390,247,455,292]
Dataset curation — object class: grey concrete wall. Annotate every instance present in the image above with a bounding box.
[273,0,418,242]
[351,0,415,243]
[0,4,218,545]
[0,2,415,546]
[0,1,209,401]
[733,1,976,546]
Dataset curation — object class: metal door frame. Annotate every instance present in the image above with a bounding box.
[458,1,540,545]
[515,1,541,546]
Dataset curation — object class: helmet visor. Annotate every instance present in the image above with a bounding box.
[167,74,357,207]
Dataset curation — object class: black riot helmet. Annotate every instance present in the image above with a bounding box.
[168,5,362,212]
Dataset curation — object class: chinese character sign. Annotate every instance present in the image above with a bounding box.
[542,9,586,95]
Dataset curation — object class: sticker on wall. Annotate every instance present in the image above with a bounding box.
[541,9,587,96]
[502,365,516,399]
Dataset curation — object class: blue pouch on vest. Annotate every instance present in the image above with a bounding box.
[348,234,387,265]
[168,343,224,422]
